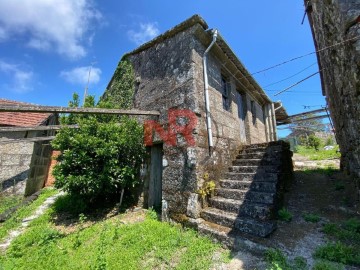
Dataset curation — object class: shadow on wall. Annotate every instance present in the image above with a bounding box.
[1,169,29,195]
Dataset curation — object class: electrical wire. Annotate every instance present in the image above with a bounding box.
[241,35,360,79]
[263,62,317,88]
[274,71,321,96]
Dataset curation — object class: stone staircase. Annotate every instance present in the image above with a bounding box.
[191,141,293,248]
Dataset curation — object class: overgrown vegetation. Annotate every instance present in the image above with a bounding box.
[278,207,293,222]
[0,188,57,241]
[265,249,307,270]
[101,58,135,109]
[52,93,145,205]
[196,173,216,206]
[314,218,360,267]
[0,195,22,216]
[314,241,360,265]
[312,260,344,270]
[0,205,229,269]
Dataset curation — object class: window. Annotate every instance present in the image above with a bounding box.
[251,100,256,125]
[221,76,231,111]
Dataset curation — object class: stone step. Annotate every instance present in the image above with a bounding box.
[219,179,277,192]
[229,165,280,174]
[209,197,274,220]
[240,148,267,154]
[194,220,269,254]
[232,159,262,166]
[200,208,277,237]
[236,152,267,159]
[216,188,275,204]
[224,172,279,182]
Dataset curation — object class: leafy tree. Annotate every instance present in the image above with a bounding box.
[52,95,145,203]
[307,134,321,151]
[288,113,326,137]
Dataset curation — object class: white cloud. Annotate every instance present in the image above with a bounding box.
[60,66,101,85]
[0,0,102,59]
[0,27,7,41]
[0,60,34,93]
[128,22,160,45]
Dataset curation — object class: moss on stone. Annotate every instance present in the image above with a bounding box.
[102,58,135,109]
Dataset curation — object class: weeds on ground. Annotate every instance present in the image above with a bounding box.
[312,260,344,270]
[302,213,321,223]
[0,201,229,269]
[0,188,58,241]
[0,195,22,215]
[278,208,293,222]
[322,218,360,243]
[315,218,360,267]
[265,249,307,270]
[314,241,360,265]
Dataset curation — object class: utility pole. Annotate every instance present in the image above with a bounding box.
[83,61,96,106]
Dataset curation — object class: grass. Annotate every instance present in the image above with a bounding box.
[301,166,338,176]
[0,206,229,269]
[312,260,344,270]
[314,218,360,267]
[314,241,360,265]
[302,213,321,223]
[278,208,293,222]
[0,195,22,216]
[0,188,58,241]
[295,145,341,161]
[265,249,307,270]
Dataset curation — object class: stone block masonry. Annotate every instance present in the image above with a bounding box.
[305,1,360,182]
[0,138,33,194]
[105,15,278,220]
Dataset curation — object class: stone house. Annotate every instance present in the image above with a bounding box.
[0,99,57,196]
[105,15,288,224]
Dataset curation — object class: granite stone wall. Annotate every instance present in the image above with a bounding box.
[107,22,274,217]
[0,137,33,195]
[306,0,360,180]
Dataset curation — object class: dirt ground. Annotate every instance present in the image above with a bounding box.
[219,154,360,270]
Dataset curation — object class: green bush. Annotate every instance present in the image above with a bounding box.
[307,135,321,151]
[52,93,145,204]
[52,116,145,203]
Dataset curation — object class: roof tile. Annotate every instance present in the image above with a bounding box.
[0,99,53,127]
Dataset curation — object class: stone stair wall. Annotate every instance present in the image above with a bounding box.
[191,141,293,243]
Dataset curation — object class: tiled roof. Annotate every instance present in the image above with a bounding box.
[0,99,53,127]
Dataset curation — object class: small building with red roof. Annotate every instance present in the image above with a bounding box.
[0,99,57,196]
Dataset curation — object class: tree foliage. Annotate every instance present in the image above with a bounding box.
[52,95,145,202]
[288,113,326,138]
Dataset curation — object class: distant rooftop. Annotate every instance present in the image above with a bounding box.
[0,99,53,127]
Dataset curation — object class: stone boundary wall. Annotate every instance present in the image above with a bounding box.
[306,0,360,181]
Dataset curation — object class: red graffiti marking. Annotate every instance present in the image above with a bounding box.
[144,109,197,147]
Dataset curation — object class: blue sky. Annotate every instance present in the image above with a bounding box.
[0,0,326,136]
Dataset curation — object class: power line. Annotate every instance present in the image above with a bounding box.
[243,35,360,78]
[263,62,317,88]
[274,71,321,96]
